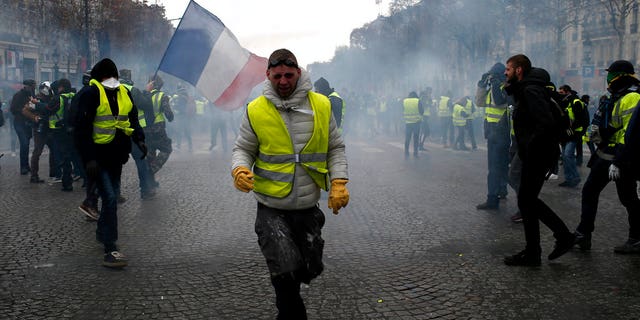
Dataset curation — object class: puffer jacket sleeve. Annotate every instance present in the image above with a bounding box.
[327,112,348,181]
[231,107,258,170]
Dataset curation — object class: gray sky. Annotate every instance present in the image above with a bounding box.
[159,0,390,65]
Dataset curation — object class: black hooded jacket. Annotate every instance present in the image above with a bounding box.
[506,67,558,159]
[74,58,144,167]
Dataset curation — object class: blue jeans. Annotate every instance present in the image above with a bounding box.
[131,142,154,196]
[562,140,580,183]
[96,165,122,253]
[13,120,32,171]
[486,131,510,206]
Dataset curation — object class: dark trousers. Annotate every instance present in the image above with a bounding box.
[486,131,510,206]
[96,165,122,253]
[518,142,571,254]
[210,119,228,151]
[454,125,466,149]
[51,130,73,189]
[440,116,454,146]
[13,120,32,172]
[404,122,421,155]
[465,119,477,148]
[30,129,55,178]
[271,273,307,320]
[577,154,640,239]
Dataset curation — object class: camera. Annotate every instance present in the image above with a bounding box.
[35,117,48,133]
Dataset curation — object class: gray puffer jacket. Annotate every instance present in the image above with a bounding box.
[231,70,348,210]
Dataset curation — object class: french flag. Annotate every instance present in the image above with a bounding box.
[157,0,267,111]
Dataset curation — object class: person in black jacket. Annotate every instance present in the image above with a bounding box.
[9,80,36,175]
[503,54,575,266]
[74,58,146,268]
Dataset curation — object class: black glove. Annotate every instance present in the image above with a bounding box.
[85,160,99,179]
[136,141,148,160]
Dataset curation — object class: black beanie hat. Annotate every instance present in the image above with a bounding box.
[90,58,119,81]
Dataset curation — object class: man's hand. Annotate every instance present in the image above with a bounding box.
[328,179,349,215]
[232,166,254,192]
[136,141,148,160]
[609,164,621,181]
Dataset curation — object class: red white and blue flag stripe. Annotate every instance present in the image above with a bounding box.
[157,0,267,110]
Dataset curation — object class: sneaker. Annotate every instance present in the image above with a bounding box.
[49,177,62,184]
[548,173,559,180]
[141,189,157,200]
[573,231,591,251]
[117,195,127,203]
[613,238,640,254]
[510,212,523,223]
[30,176,45,183]
[103,251,128,268]
[504,250,541,267]
[20,168,30,175]
[476,202,498,210]
[79,204,99,221]
[548,233,576,260]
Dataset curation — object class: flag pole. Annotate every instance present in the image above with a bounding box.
[154,0,195,79]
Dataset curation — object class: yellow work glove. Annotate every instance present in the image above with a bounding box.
[232,166,254,193]
[328,178,349,215]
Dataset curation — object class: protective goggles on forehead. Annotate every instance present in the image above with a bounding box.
[268,58,298,69]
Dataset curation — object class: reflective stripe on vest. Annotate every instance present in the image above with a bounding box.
[611,92,640,145]
[89,79,134,144]
[403,97,421,123]
[151,89,165,124]
[464,98,473,120]
[484,86,507,123]
[567,98,584,132]
[438,96,451,117]
[329,91,345,127]
[122,83,146,128]
[247,92,331,198]
[452,104,467,126]
[49,92,75,129]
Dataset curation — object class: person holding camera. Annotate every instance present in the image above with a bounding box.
[22,81,56,183]
[475,62,512,210]
[9,80,36,175]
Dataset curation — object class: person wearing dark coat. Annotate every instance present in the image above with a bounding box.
[74,58,146,268]
[502,54,575,266]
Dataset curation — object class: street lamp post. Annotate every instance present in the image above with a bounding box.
[52,49,59,81]
[582,37,593,94]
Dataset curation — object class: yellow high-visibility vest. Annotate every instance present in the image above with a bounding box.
[90,79,133,144]
[610,92,640,145]
[403,97,422,123]
[247,92,331,198]
[484,85,507,123]
[151,89,166,124]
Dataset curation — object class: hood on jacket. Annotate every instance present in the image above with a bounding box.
[489,62,506,75]
[90,58,119,81]
[314,77,332,96]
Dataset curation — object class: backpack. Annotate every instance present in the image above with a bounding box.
[546,90,573,142]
